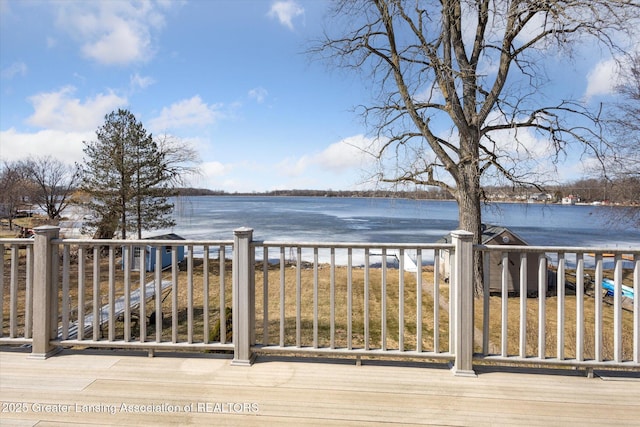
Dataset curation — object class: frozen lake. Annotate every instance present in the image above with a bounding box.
[154,196,640,249]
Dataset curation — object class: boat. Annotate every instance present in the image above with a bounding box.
[601,278,635,299]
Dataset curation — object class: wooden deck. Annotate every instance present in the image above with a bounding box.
[1,348,639,426]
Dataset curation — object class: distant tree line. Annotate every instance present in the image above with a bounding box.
[483,178,640,206]
[172,187,456,199]
[174,180,639,205]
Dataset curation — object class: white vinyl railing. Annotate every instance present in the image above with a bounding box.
[253,241,454,361]
[51,238,235,353]
[476,245,640,370]
[0,238,34,345]
[1,226,638,375]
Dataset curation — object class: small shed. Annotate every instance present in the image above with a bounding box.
[438,225,551,296]
[129,233,186,272]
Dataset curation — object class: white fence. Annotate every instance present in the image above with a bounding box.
[1,226,638,376]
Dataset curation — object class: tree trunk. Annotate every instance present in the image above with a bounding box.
[455,159,484,296]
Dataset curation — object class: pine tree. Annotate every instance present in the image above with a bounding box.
[80,109,176,239]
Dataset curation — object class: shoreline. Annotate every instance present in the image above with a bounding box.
[173,193,638,207]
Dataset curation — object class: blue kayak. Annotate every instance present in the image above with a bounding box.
[602,278,635,299]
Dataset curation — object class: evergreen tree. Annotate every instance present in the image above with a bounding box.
[80,109,176,239]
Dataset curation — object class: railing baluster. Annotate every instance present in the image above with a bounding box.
[519,252,527,358]
[220,244,226,344]
[538,253,546,359]
[501,251,508,357]
[399,249,405,351]
[296,246,302,348]
[9,245,18,338]
[203,246,210,344]
[0,244,3,338]
[50,241,59,342]
[435,248,441,353]
[93,246,100,341]
[364,248,370,351]
[576,253,584,361]
[61,245,70,340]
[557,252,565,360]
[139,246,146,343]
[330,247,335,349]
[634,254,639,363]
[263,246,269,345]
[381,248,387,351]
[172,247,178,343]
[614,254,623,362]
[347,248,353,351]
[123,245,131,342]
[155,248,162,342]
[77,246,85,341]
[482,251,490,355]
[594,253,603,362]
[279,246,285,347]
[313,247,318,348]
[108,245,116,341]
[0,244,4,338]
[187,245,194,344]
[416,249,423,352]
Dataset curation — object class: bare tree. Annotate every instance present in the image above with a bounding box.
[316,0,639,293]
[155,133,201,187]
[23,156,79,220]
[0,160,30,231]
[602,53,640,225]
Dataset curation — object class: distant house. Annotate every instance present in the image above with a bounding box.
[561,195,578,205]
[528,193,551,203]
[127,233,186,272]
[438,225,554,296]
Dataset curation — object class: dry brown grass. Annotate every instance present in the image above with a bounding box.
[254,264,449,351]
[475,294,636,360]
[2,247,636,362]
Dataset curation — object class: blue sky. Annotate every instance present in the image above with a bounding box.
[0,0,631,192]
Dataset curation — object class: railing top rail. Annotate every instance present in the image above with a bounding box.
[52,238,235,246]
[477,244,640,254]
[0,238,35,245]
[256,241,454,250]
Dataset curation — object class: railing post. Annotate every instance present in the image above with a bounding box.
[29,225,60,359]
[231,227,255,366]
[451,230,476,377]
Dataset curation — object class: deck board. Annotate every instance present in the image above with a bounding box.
[1,348,639,426]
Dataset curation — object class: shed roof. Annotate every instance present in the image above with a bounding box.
[143,233,185,241]
[438,224,529,245]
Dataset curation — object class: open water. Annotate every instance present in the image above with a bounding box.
[160,196,640,248]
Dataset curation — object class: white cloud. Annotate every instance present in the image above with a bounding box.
[276,156,308,178]
[248,87,268,103]
[54,1,169,65]
[1,61,27,79]
[0,128,91,165]
[584,58,619,99]
[201,160,233,177]
[148,96,223,131]
[130,73,155,90]
[314,135,379,172]
[26,86,127,132]
[276,135,379,178]
[268,0,304,31]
